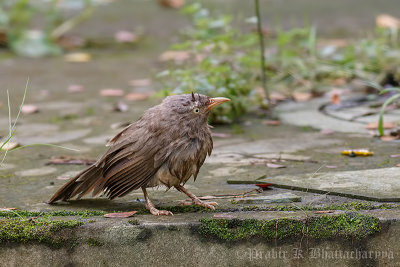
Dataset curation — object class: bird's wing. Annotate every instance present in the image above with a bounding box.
[92,122,167,199]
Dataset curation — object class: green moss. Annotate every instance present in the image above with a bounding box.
[0,173,14,179]
[134,205,210,215]
[0,217,83,246]
[199,213,380,241]
[239,202,400,212]
[128,219,140,225]
[0,210,107,218]
[87,238,104,247]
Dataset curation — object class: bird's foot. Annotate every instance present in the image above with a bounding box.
[192,199,217,210]
[148,206,173,216]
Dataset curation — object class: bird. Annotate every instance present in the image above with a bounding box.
[48,93,230,215]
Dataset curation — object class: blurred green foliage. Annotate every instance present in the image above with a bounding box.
[158,3,400,124]
[0,0,92,57]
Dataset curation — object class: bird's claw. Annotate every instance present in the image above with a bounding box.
[149,207,173,216]
[192,199,218,210]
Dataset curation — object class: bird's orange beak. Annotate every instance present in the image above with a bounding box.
[206,97,230,112]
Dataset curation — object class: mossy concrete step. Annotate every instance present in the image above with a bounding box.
[229,168,400,202]
[1,209,399,267]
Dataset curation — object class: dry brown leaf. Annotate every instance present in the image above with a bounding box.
[376,14,400,29]
[125,92,150,101]
[325,165,338,169]
[158,0,185,8]
[331,92,341,105]
[65,52,91,63]
[56,176,71,180]
[366,121,397,130]
[0,142,19,151]
[380,135,399,141]
[293,92,313,102]
[270,92,287,101]
[320,129,334,135]
[68,84,84,93]
[263,120,281,126]
[104,211,137,218]
[115,31,137,43]
[100,89,124,97]
[57,35,85,50]
[129,79,151,87]
[21,105,39,114]
[266,163,286,169]
[159,50,190,63]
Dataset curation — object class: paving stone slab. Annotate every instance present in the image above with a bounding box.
[255,168,400,202]
[233,193,301,204]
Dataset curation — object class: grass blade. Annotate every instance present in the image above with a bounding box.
[378,94,400,136]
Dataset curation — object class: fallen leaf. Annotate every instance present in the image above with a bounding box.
[320,129,334,135]
[396,163,400,167]
[115,30,137,43]
[114,101,129,112]
[380,135,399,141]
[263,120,281,126]
[21,104,39,114]
[0,142,19,151]
[104,211,137,218]
[100,89,124,97]
[376,14,400,29]
[270,92,287,102]
[125,92,150,101]
[57,35,85,50]
[56,176,71,180]
[255,184,272,189]
[341,149,373,156]
[213,214,236,219]
[159,50,190,64]
[266,163,286,169]
[314,210,334,214]
[158,0,185,8]
[330,92,341,105]
[211,132,231,138]
[68,84,84,93]
[325,165,338,169]
[129,79,151,87]
[293,92,313,102]
[65,52,91,63]
[390,154,400,158]
[366,121,397,130]
[46,156,96,166]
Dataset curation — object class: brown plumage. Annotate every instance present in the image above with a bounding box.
[48,93,230,215]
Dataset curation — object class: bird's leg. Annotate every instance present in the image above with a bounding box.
[142,187,173,216]
[175,185,217,210]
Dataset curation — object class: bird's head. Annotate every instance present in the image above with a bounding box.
[161,93,230,125]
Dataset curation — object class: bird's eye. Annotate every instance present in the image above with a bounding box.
[193,107,200,114]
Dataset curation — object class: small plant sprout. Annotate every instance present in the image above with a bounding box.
[0,79,78,166]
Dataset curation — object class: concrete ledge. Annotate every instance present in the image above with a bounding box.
[1,210,399,267]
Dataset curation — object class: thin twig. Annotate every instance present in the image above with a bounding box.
[254,0,270,105]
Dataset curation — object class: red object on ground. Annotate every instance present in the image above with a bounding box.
[255,183,272,189]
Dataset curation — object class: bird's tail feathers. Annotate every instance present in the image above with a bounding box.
[48,165,103,203]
